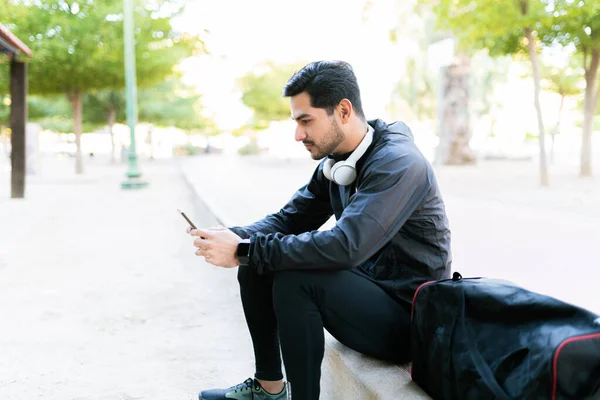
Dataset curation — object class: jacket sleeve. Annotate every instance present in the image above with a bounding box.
[248,149,433,274]
[228,164,333,239]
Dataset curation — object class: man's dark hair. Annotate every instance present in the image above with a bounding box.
[283,61,366,120]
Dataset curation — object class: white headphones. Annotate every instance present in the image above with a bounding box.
[323,125,374,186]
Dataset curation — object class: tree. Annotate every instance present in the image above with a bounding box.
[239,63,303,130]
[548,1,600,177]
[0,96,9,127]
[429,0,551,186]
[138,78,217,133]
[28,94,83,133]
[469,52,511,139]
[386,7,439,122]
[0,96,9,157]
[383,1,477,164]
[3,0,202,173]
[83,90,125,163]
[389,57,437,121]
[82,77,217,162]
[139,78,219,156]
[542,62,582,163]
[1,92,99,133]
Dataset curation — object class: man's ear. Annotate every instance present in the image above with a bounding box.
[337,99,353,124]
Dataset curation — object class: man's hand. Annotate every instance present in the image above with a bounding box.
[188,226,242,268]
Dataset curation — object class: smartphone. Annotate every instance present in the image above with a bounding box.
[177,208,197,229]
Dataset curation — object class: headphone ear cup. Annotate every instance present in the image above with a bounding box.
[323,158,335,181]
[331,163,357,186]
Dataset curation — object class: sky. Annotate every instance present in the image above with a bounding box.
[172,0,411,130]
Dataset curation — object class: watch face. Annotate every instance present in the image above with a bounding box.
[237,241,251,266]
[237,241,251,257]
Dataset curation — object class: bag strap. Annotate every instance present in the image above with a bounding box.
[457,280,512,400]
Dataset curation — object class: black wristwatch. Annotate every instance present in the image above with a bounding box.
[236,239,251,266]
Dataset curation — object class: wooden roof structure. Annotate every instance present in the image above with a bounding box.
[0,24,32,57]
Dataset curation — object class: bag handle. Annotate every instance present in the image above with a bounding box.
[456,276,512,400]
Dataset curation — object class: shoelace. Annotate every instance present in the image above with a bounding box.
[232,377,256,393]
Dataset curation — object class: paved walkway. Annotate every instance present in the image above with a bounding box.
[0,155,254,399]
[1,149,598,398]
[179,153,600,315]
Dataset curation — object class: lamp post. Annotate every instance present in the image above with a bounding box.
[121,0,148,189]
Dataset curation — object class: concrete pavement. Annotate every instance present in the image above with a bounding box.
[0,155,254,399]
[1,149,598,399]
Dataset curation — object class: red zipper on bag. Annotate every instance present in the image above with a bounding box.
[411,280,435,319]
[410,280,435,380]
[551,332,600,400]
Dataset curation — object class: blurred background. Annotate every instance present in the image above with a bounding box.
[1,0,598,170]
[0,0,599,397]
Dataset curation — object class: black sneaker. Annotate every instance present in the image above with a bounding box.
[199,377,289,400]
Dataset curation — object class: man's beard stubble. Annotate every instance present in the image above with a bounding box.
[309,119,346,160]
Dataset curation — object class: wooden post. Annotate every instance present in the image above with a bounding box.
[10,58,27,198]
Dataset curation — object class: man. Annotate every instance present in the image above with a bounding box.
[189,61,451,400]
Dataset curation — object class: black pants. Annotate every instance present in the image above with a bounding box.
[237,266,412,400]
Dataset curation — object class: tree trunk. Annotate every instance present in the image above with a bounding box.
[108,107,116,164]
[524,27,549,187]
[69,88,84,174]
[439,58,476,165]
[581,49,599,177]
[550,95,565,165]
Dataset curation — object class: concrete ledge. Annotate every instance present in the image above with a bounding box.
[321,332,430,400]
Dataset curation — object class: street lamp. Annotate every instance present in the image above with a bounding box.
[121,0,148,189]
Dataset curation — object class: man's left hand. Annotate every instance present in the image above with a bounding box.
[189,226,242,268]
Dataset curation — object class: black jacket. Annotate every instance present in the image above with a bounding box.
[229,119,452,309]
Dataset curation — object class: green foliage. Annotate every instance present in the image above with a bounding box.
[28,94,70,120]
[2,0,203,96]
[34,115,73,132]
[82,78,218,133]
[575,116,600,130]
[385,4,445,121]
[548,0,600,61]
[27,94,83,132]
[390,57,436,120]
[173,144,203,156]
[0,93,98,132]
[239,63,303,129]
[0,91,69,123]
[469,52,511,118]
[237,138,262,156]
[1,0,206,141]
[430,0,599,109]
[0,76,217,134]
[0,62,8,96]
[546,1,600,125]
[231,124,254,137]
[575,63,600,115]
[524,131,538,141]
[426,0,550,57]
[542,62,582,98]
[0,95,9,125]
[138,77,218,134]
[83,90,126,125]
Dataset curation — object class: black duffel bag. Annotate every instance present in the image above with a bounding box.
[410,272,600,400]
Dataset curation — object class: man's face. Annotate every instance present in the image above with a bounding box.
[290,92,345,160]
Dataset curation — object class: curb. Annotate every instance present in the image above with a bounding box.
[178,160,235,227]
